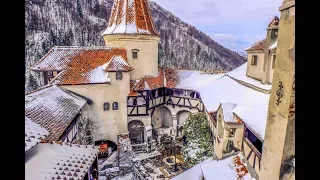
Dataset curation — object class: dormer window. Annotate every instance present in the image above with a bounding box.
[47,71,53,78]
[116,71,122,80]
[132,49,139,59]
[251,55,258,66]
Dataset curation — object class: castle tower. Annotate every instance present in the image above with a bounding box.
[259,0,295,179]
[102,0,160,80]
[262,16,279,84]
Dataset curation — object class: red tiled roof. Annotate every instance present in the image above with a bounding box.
[25,85,86,141]
[102,0,159,36]
[245,39,266,51]
[129,82,139,96]
[132,67,179,91]
[30,46,132,85]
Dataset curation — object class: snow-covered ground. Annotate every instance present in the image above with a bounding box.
[98,150,165,180]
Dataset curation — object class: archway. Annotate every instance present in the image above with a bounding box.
[177,110,192,136]
[128,120,145,144]
[160,106,173,127]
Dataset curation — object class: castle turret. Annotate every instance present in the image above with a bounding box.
[102,0,160,80]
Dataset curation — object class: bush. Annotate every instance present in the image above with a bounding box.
[182,112,212,167]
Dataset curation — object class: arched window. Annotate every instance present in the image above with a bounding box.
[113,102,119,110]
[103,102,109,111]
[131,49,139,59]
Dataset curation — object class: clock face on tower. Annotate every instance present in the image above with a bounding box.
[116,71,122,80]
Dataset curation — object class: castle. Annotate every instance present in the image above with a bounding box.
[26,0,295,179]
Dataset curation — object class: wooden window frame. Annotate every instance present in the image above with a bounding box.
[251,55,258,66]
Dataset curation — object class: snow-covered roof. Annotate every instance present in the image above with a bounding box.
[103,56,133,72]
[102,0,159,36]
[25,116,49,152]
[30,46,132,85]
[194,76,270,140]
[175,70,226,90]
[201,153,255,180]
[227,63,272,91]
[25,142,98,180]
[172,158,213,180]
[233,105,268,141]
[25,85,87,141]
[220,103,237,123]
[269,40,278,50]
[132,68,226,92]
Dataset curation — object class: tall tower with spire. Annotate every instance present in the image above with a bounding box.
[102,0,160,80]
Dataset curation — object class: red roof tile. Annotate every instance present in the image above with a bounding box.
[132,67,179,91]
[245,39,266,51]
[102,0,159,36]
[30,46,132,85]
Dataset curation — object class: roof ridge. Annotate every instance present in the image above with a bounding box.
[25,84,54,95]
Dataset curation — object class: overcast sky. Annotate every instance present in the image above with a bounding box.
[151,0,282,53]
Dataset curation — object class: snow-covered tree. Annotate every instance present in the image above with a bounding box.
[182,112,212,167]
[28,74,39,91]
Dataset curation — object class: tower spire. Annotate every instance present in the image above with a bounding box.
[102,0,159,36]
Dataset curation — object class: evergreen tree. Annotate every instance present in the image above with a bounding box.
[93,0,100,16]
[28,74,39,91]
[182,112,213,167]
[77,0,83,19]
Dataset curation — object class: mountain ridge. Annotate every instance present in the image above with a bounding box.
[25,0,245,91]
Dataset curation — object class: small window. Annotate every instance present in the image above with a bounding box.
[184,91,188,96]
[103,102,110,111]
[272,55,276,69]
[251,55,258,65]
[113,102,119,110]
[132,52,138,59]
[229,129,235,138]
[116,71,122,80]
[132,49,139,59]
[47,71,53,78]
